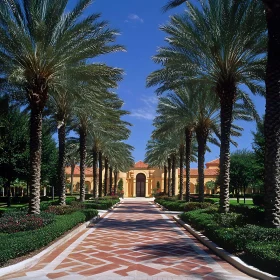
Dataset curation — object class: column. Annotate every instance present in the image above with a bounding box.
[133,179,136,197]
[43,186,46,196]
[145,179,149,197]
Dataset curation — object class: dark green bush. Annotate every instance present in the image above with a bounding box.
[229,205,265,225]
[184,202,212,212]
[214,212,245,228]
[252,194,265,206]
[243,242,280,276]
[204,198,217,204]
[0,211,86,266]
[82,209,98,221]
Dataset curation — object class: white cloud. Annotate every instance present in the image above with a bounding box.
[130,95,158,120]
[125,14,144,23]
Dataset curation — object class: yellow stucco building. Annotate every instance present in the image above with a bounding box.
[65,159,219,197]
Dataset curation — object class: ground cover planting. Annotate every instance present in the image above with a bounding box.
[0,195,119,266]
[154,196,280,276]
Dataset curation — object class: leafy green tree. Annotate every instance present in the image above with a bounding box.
[0,100,29,206]
[147,0,266,212]
[252,118,265,192]
[205,181,216,193]
[230,150,257,203]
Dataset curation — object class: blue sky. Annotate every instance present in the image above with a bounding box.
[70,0,265,167]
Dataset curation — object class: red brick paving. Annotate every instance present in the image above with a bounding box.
[2,200,255,279]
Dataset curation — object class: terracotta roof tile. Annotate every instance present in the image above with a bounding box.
[65,166,93,176]
[179,168,219,176]
[205,158,219,166]
[134,161,149,168]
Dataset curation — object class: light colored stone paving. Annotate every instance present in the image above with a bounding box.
[3,199,255,280]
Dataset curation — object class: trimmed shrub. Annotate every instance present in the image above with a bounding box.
[0,211,86,266]
[215,212,245,228]
[0,211,55,233]
[243,242,280,276]
[229,205,265,225]
[82,209,98,221]
[184,202,212,212]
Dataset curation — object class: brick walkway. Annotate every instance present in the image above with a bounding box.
[4,200,255,280]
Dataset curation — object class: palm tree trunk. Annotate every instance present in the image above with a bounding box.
[70,162,75,195]
[164,165,167,194]
[196,127,208,203]
[92,147,98,199]
[29,107,43,214]
[79,127,87,202]
[167,157,172,197]
[185,128,192,202]
[218,85,235,213]
[179,144,184,200]
[109,166,113,195]
[58,122,66,205]
[114,170,118,195]
[171,154,176,196]
[104,158,108,196]
[263,1,280,227]
[98,151,103,197]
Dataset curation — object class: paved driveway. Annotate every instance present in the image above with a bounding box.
[4,200,254,280]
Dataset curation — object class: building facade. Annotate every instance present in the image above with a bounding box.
[65,159,219,197]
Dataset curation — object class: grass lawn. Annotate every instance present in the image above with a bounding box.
[210,197,254,205]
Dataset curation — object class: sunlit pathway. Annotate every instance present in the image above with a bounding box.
[4,200,254,280]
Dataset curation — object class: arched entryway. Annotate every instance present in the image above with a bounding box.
[136,173,146,197]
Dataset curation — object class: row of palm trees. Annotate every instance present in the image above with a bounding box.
[145,84,255,201]
[147,0,280,228]
[0,0,133,214]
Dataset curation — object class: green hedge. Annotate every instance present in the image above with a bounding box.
[180,209,280,276]
[243,242,280,276]
[155,199,212,212]
[0,209,98,266]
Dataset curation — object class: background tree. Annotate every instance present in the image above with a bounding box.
[230,150,257,203]
[252,118,265,192]
[0,100,29,206]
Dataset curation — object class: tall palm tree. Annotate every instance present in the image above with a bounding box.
[163,0,186,11]
[145,139,169,194]
[154,89,197,201]
[263,1,280,227]
[65,140,79,195]
[0,0,124,214]
[147,0,266,212]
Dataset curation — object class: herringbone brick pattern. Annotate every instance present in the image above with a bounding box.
[4,200,254,279]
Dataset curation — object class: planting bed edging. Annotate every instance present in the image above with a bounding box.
[173,215,280,280]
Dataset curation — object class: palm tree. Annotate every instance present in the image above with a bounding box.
[0,0,124,214]
[145,139,169,194]
[65,141,79,195]
[262,1,280,227]
[163,0,186,11]
[147,0,266,212]
[154,89,197,201]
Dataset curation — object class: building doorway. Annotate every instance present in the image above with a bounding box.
[136,173,146,197]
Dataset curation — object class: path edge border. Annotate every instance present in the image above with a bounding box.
[173,215,280,280]
[0,200,120,278]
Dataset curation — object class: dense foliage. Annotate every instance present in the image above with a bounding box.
[180,209,280,275]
